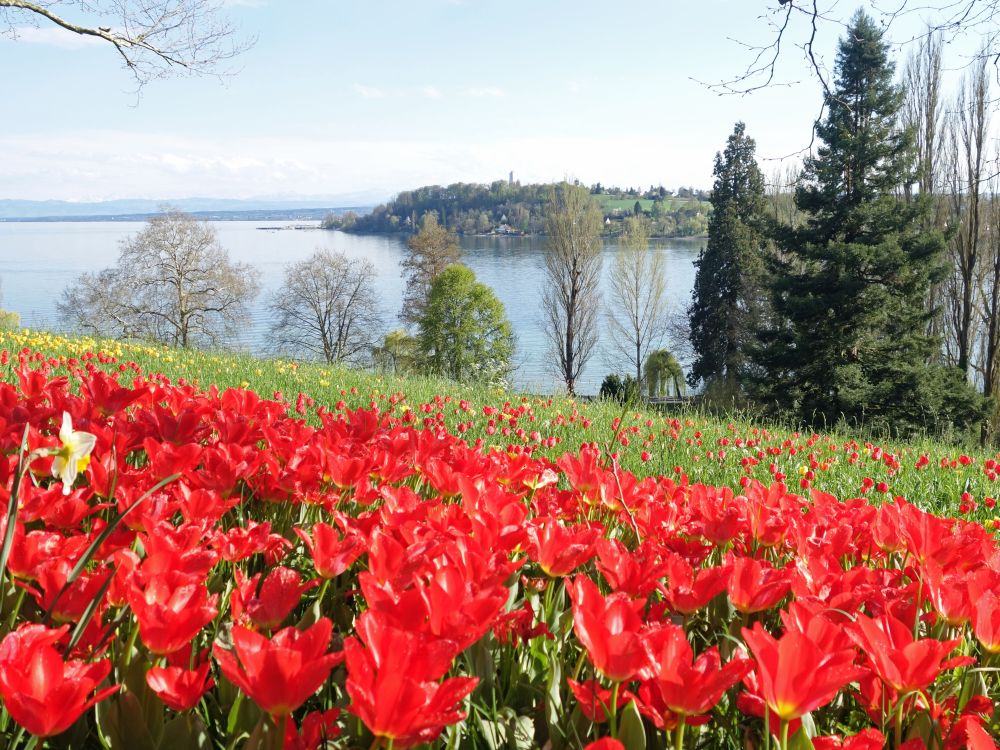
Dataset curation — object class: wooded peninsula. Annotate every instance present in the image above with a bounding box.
[322,180,712,238]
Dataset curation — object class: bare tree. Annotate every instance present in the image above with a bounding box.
[943,54,991,375]
[270,249,383,365]
[902,31,945,206]
[58,267,141,339]
[902,32,950,348]
[978,181,1000,439]
[58,209,259,347]
[400,212,461,327]
[606,215,669,387]
[542,182,603,396]
[716,2,1000,101]
[765,162,803,226]
[0,0,251,88]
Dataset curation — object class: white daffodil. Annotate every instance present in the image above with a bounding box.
[51,412,96,495]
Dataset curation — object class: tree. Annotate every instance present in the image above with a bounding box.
[269,250,383,365]
[644,349,684,399]
[418,265,514,384]
[400,212,461,327]
[688,122,768,390]
[942,53,990,377]
[606,215,669,387]
[717,2,1000,108]
[902,31,949,349]
[0,1,251,88]
[980,182,1000,439]
[752,11,984,434]
[542,182,603,396]
[58,209,259,348]
[372,329,420,375]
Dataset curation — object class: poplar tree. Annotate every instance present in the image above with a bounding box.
[753,10,983,433]
[687,121,768,391]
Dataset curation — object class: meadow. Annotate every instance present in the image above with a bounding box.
[0,329,999,749]
[3,328,995,523]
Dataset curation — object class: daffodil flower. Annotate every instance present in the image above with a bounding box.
[51,412,96,495]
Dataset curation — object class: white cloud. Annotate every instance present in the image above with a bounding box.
[420,85,443,99]
[463,86,505,98]
[351,84,385,99]
[0,129,721,202]
[9,26,103,49]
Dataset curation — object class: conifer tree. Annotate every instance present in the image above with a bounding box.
[753,10,983,433]
[687,122,768,390]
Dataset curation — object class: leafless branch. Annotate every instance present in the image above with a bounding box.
[0,0,253,88]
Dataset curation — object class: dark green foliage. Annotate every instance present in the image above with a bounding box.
[599,373,640,405]
[752,11,986,435]
[688,122,768,390]
[418,265,514,385]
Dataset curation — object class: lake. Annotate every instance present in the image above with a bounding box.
[0,221,702,395]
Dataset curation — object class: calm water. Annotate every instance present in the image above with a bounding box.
[0,221,701,394]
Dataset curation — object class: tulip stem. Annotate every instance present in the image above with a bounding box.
[609,681,621,739]
[674,717,686,750]
[122,620,140,668]
[779,720,789,750]
[894,698,905,748]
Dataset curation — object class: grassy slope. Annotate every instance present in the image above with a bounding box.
[4,328,999,523]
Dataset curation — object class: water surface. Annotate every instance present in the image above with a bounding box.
[0,221,701,394]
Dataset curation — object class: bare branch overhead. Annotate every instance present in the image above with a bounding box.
[0,0,253,88]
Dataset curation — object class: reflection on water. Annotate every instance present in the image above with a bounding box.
[0,222,701,394]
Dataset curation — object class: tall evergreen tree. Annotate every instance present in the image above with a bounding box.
[753,10,982,433]
[687,121,768,390]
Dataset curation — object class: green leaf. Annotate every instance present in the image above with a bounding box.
[243,715,283,750]
[617,700,646,750]
[158,714,211,750]
[95,692,157,750]
[787,727,816,750]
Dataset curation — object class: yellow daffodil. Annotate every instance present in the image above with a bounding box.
[51,412,96,495]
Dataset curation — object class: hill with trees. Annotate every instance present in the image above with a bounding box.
[323,180,710,238]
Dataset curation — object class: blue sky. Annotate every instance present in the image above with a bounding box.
[0,1,983,202]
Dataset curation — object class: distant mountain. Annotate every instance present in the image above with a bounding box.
[0,194,387,221]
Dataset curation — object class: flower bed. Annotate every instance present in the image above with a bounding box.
[0,354,997,748]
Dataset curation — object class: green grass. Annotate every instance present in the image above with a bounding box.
[5,327,1000,523]
[595,196,656,213]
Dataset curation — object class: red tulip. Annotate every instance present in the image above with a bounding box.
[973,589,1000,653]
[848,612,959,694]
[570,575,648,682]
[146,647,214,712]
[128,570,219,655]
[345,611,477,748]
[284,708,341,750]
[567,678,636,723]
[230,566,314,630]
[526,518,600,577]
[295,521,365,579]
[214,618,343,717]
[727,555,790,614]
[662,556,729,615]
[812,729,886,750]
[742,621,864,721]
[0,624,118,737]
[641,623,752,718]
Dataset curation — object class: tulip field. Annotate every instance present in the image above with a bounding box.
[4,330,1000,749]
